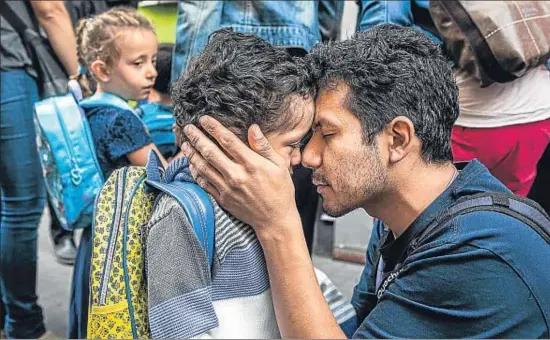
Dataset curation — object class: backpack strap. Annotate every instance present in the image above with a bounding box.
[413,192,550,250]
[134,107,144,118]
[1,2,28,39]
[146,180,215,268]
[374,192,550,300]
[145,151,215,267]
[80,92,135,111]
[433,1,516,83]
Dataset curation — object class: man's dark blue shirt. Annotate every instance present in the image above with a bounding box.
[351,160,550,338]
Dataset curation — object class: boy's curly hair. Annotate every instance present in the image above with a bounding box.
[171,29,315,145]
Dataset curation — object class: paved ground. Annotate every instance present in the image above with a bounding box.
[36,209,365,336]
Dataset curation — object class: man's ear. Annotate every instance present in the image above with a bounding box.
[90,60,110,83]
[385,116,416,164]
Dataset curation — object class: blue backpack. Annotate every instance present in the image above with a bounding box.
[135,102,177,159]
[33,90,137,230]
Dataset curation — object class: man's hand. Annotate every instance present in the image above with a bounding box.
[182,116,301,236]
[183,116,346,339]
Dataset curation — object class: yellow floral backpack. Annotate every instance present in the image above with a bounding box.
[86,151,215,338]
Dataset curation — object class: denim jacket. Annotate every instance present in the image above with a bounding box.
[357,1,441,44]
[357,0,550,70]
[171,1,320,81]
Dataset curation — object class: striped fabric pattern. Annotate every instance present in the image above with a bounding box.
[212,201,258,262]
[147,196,357,338]
[149,286,218,339]
[212,241,270,301]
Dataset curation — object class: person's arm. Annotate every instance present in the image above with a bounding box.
[181,116,346,339]
[107,110,168,168]
[127,144,168,168]
[357,1,442,43]
[29,1,79,77]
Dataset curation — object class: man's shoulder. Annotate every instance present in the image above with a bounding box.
[412,199,550,267]
[452,205,549,251]
[367,207,550,337]
[406,203,550,313]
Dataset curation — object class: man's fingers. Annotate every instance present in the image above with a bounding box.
[197,116,258,164]
[185,143,228,192]
[181,141,195,158]
[248,124,286,167]
[183,124,236,178]
[194,174,221,203]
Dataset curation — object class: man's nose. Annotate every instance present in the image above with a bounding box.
[302,134,322,169]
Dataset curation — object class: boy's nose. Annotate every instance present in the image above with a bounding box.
[290,148,302,167]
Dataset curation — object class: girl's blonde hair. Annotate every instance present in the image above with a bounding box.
[74,7,156,95]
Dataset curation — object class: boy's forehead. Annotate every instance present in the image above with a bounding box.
[285,94,315,128]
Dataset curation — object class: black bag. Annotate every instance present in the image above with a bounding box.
[1,2,68,98]
[64,1,109,26]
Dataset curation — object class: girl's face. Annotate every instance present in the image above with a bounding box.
[102,28,158,101]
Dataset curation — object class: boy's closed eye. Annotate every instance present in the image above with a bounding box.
[292,130,313,150]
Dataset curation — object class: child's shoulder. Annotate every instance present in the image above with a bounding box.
[85,105,140,125]
[137,102,173,115]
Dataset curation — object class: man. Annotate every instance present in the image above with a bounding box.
[181,25,550,338]
[356,0,550,198]
[143,29,356,338]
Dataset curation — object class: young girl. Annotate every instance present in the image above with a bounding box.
[68,7,166,338]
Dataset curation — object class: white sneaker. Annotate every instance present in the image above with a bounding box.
[38,331,60,339]
[320,213,337,222]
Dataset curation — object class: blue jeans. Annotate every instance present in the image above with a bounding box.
[0,70,46,338]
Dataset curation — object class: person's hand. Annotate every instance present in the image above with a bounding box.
[182,116,301,236]
[173,123,182,147]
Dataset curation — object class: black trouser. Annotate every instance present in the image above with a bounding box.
[48,198,73,244]
[528,145,550,215]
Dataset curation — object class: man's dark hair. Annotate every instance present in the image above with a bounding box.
[171,29,314,143]
[307,24,459,163]
[153,42,174,94]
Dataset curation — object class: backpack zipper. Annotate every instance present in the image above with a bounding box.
[53,98,83,186]
[122,175,147,338]
[99,168,127,305]
[81,109,104,183]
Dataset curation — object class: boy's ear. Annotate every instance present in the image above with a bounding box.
[90,60,110,83]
